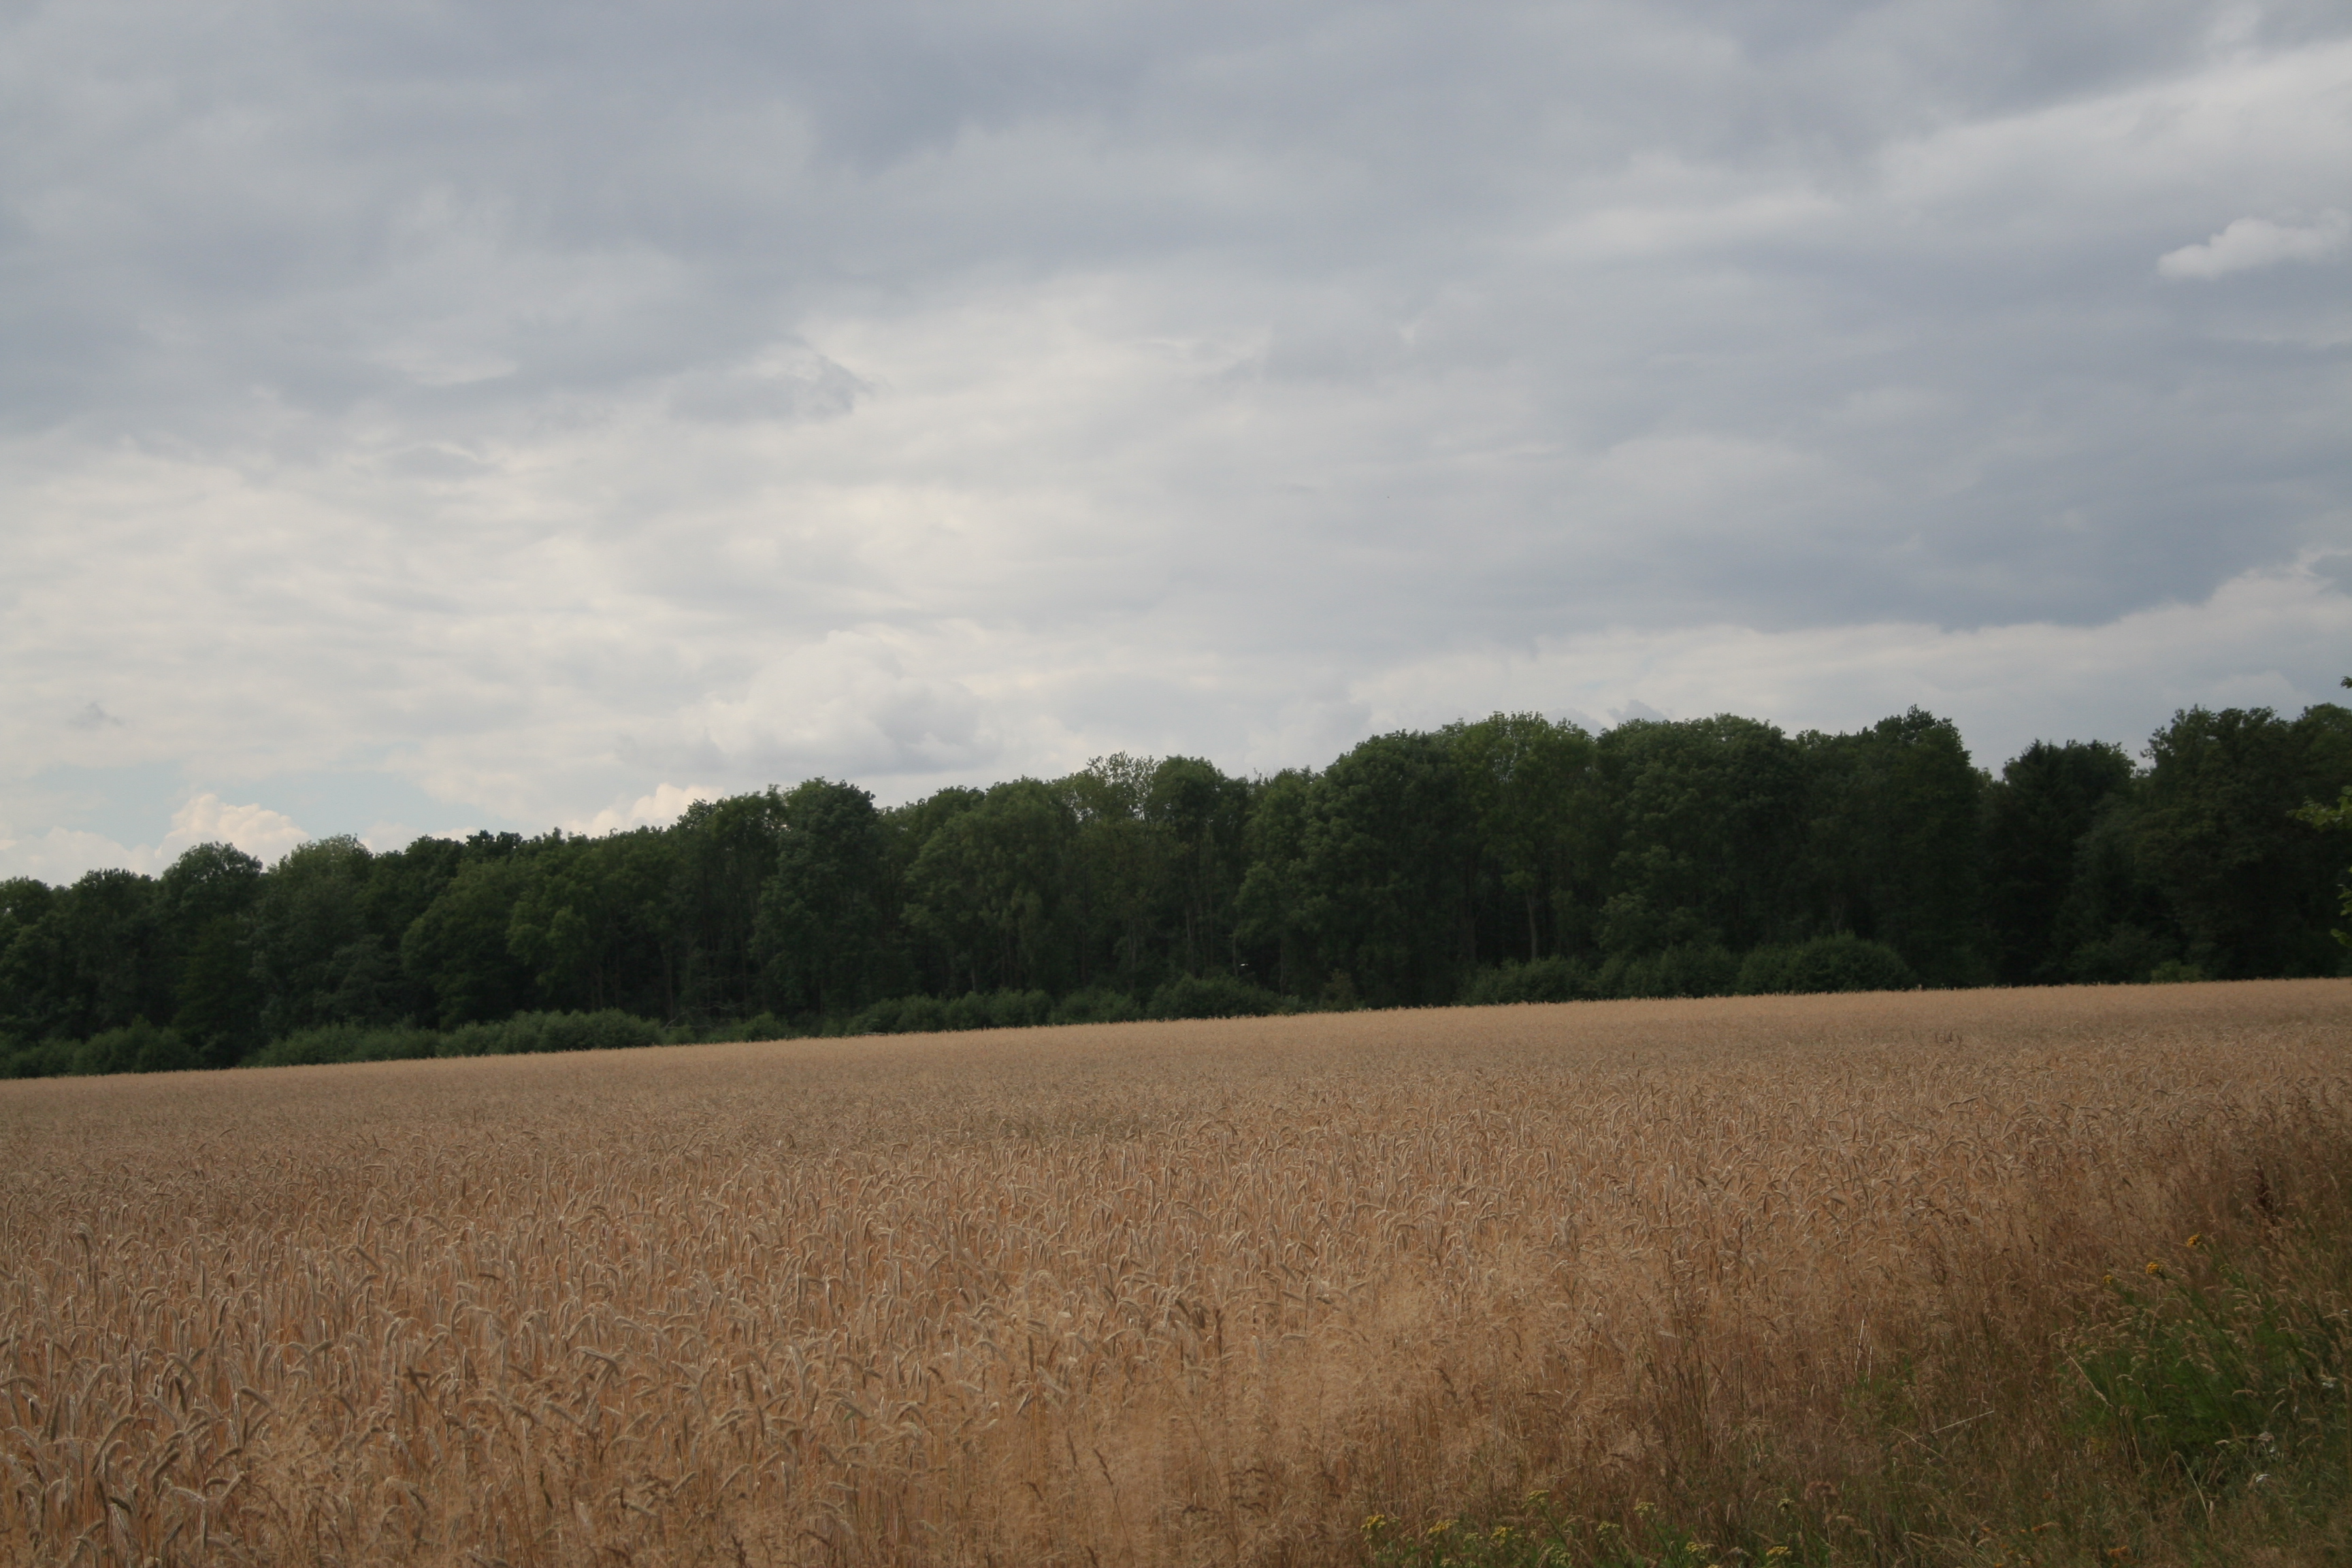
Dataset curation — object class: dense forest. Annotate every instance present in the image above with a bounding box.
[5,700,2349,1077]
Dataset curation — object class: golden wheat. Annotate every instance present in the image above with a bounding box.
[2,981,2347,1566]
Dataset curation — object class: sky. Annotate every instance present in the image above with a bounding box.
[3,0,2349,883]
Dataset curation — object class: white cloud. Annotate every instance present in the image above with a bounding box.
[566,783,720,838]
[0,2,2347,851]
[161,794,310,866]
[0,794,310,883]
[0,828,158,885]
[2160,211,2351,279]
[1351,560,2352,770]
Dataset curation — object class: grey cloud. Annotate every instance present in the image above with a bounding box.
[2,0,2349,858]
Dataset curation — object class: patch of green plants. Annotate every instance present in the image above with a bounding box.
[1362,1227,2352,1566]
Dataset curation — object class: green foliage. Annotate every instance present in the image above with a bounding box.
[1737,933,1917,994]
[2068,1241,2346,1486]
[251,1022,440,1066]
[1795,708,1990,985]
[1446,713,1597,964]
[905,781,1077,995]
[7,695,2351,1079]
[1460,956,1599,1006]
[1984,740,2136,983]
[844,989,1057,1036]
[1367,1230,2352,1568]
[1597,942,1739,998]
[754,779,898,1015]
[1145,973,1280,1019]
[247,1009,664,1067]
[400,855,534,1026]
[1049,986,1145,1025]
[2131,702,2352,977]
[1296,731,1476,1007]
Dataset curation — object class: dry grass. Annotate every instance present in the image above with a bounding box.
[3,981,2349,1567]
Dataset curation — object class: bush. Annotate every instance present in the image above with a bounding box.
[2067,924,2175,985]
[1739,934,1916,995]
[493,1009,662,1055]
[1599,944,1738,999]
[1460,956,1598,1006]
[1051,987,1143,1025]
[1147,973,1281,1020]
[846,995,947,1035]
[252,1024,438,1067]
[1,1038,72,1079]
[983,989,1055,1030]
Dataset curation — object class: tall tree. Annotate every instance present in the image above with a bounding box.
[402,855,538,1026]
[1146,756,1251,977]
[1595,716,1806,956]
[1233,768,1317,994]
[753,780,898,1016]
[159,843,265,1064]
[904,780,1076,994]
[1982,740,2136,983]
[1799,708,1989,985]
[1296,732,1475,1006]
[670,792,790,1020]
[2134,703,2352,977]
[1446,712,1595,962]
[1062,755,1169,990]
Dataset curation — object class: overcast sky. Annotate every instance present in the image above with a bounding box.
[5,0,2349,881]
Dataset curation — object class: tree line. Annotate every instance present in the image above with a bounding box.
[5,700,2348,1077]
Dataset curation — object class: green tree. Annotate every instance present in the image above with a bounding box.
[507,830,682,1017]
[159,843,265,1064]
[1446,712,1595,962]
[1295,732,1475,1006]
[753,779,898,1016]
[1061,755,1169,990]
[1798,708,1990,985]
[400,856,536,1026]
[670,792,791,1021]
[0,877,61,1041]
[1982,740,2136,983]
[250,836,378,1036]
[1146,756,1251,978]
[2136,702,2352,977]
[1594,715,1806,956]
[904,779,1076,993]
[1233,768,1317,994]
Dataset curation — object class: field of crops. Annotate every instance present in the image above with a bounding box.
[4,982,2349,1566]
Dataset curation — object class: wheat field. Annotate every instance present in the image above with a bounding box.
[3,981,2349,1567]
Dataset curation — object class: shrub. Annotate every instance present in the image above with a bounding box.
[495,1010,662,1055]
[1740,934,1916,995]
[67,1020,199,1075]
[253,1024,438,1067]
[983,990,1054,1030]
[1147,973,1281,1020]
[1599,943,1737,999]
[1460,956,1597,1006]
[2068,924,2174,985]
[1,1038,72,1079]
[847,995,949,1035]
[1051,987,1143,1025]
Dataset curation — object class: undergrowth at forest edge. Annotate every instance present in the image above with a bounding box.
[1365,1226,2352,1567]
